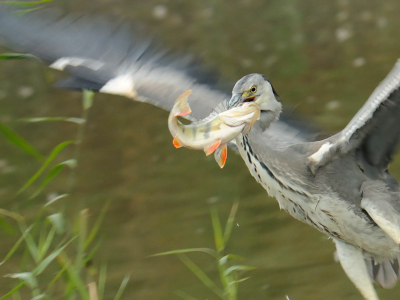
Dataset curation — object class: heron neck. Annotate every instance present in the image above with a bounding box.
[256,104,282,132]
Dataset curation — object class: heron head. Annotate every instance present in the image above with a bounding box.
[228,73,280,112]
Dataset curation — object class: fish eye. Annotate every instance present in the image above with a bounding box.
[250,86,257,93]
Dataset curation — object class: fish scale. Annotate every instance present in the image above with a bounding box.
[168,91,260,168]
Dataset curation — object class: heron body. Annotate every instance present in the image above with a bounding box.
[240,129,399,258]
[227,72,400,300]
[1,6,400,300]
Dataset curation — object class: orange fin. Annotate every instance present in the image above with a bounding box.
[204,140,221,156]
[174,90,192,117]
[214,144,227,168]
[173,135,183,148]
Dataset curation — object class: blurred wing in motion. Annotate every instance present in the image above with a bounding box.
[0,6,317,145]
[0,6,226,120]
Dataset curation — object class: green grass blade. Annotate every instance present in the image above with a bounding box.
[61,159,77,168]
[12,290,22,300]
[174,290,199,300]
[84,200,111,249]
[44,194,68,207]
[14,6,44,14]
[46,262,68,291]
[64,279,75,300]
[218,262,234,300]
[0,225,33,265]
[85,240,102,265]
[20,117,85,124]
[83,90,94,110]
[1,0,52,6]
[219,254,244,266]
[177,254,225,299]
[76,209,88,270]
[34,237,75,275]
[0,282,25,300]
[113,273,130,300]
[31,159,76,199]
[30,164,65,199]
[0,123,43,161]
[19,223,39,263]
[38,226,46,257]
[6,273,42,298]
[18,141,73,194]
[38,226,56,261]
[0,53,34,60]
[5,272,38,289]
[0,209,24,222]
[223,202,239,246]
[211,208,224,252]
[98,263,107,300]
[232,277,250,283]
[223,265,256,277]
[150,248,218,258]
[58,252,89,299]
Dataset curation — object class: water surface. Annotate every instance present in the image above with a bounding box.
[1,0,400,299]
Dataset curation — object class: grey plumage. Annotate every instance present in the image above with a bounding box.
[0,6,224,119]
[308,60,400,173]
[362,181,400,288]
[227,73,400,300]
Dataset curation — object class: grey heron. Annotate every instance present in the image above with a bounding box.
[1,7,400,300]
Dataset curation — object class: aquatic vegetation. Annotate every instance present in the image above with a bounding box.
[153,202,255,300]
[0,87,129,300]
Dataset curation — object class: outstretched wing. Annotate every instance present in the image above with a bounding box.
[0,6,226,120]
[0,6,315,144]
[341,60,400,169]
[308,60,400,172]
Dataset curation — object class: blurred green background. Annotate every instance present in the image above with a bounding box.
[1,0,400,299]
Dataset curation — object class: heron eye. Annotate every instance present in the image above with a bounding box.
[250,86,257,93]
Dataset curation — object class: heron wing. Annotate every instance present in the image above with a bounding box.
[341,60,400,169]
[0,7,227,120]
[0,6,315,143]
[308,60,400,171]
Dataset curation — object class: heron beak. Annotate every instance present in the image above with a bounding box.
[240,91,257,104]
[228,93,242,108]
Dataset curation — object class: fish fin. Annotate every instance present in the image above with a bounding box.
[214,144,228,168]
[173,135,183,148]
[174,90,192,117]
[204,140,221,156]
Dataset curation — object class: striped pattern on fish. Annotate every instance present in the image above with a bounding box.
[168,90,260,168]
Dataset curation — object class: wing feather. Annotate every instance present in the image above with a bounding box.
[0,6,315,144]
[308,60,400,171]
[340,60,400,151]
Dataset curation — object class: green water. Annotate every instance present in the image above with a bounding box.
[1,0,400,299]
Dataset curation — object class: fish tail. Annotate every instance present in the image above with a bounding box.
[214,144,228,168]
[172,90,192,117]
